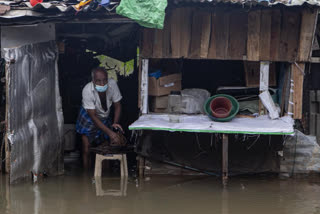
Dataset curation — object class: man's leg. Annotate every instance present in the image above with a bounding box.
[82,135,90,170]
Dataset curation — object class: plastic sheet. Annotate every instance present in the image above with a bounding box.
[3,41,63,183]
[129,114,294,135]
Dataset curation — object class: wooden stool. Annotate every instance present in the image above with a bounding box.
[94,154,128,177]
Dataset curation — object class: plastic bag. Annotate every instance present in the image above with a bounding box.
[116,0,167,29]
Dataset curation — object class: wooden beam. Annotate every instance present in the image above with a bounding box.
[141,59,149,114]
[292,63,305,119]
[247,9,261,61]
[298,8,319,62]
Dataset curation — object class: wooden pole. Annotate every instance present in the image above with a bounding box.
[222,134,228,186]
[138,156,145,178]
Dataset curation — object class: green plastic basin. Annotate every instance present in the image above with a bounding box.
[204,94,240,122]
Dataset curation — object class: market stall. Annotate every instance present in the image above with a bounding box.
[129,4,318,183]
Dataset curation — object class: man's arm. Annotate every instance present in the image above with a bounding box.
[112,101,123,132]
[113,101,121,124]
[86,109,120,142]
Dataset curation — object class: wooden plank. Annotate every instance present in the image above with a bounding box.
[189,11,211,58]
[281,66,291,116]
[228,10,247,60]
[180,7,193,58]
[200,11,211,59]
[279,9,300,61]
[162,13,171,58]
[292,63,305,119]
[247,10,261,61]
[298,8,319,62]
[270,9,281,61]
[208,10,217,59]
[171,8,182,58]
[259,9,272,61]
[141,29,154,58]
[153,29,164,58]
[208,9,229,59]
[287,10,301,62]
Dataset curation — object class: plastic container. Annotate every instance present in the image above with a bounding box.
[30,0,43,7]
[210,97,232,118]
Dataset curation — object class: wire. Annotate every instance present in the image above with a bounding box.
[193,133,207,159]
[246,135,260,150]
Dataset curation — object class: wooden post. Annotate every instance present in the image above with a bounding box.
[292,63,305,119]
[141,59,149,114]
[138,156,145,178]
[222,134,228,186]
[298,8,319,62]
[259,61,270,114]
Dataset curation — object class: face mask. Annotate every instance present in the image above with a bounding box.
[95,84,108,92]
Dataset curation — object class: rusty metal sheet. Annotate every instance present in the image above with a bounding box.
[3,41,64,183]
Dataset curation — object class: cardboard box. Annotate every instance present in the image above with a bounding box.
[148,73,182,96]
[150,96,169,113]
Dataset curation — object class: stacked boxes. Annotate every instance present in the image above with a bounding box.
[149,73,182,113]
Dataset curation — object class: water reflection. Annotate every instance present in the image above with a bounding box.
[94,176,128,197]
[0,173,320,214]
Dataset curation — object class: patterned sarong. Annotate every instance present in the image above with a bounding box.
[76,107,110,144]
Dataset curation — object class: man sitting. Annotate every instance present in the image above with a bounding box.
[76,67,123,169]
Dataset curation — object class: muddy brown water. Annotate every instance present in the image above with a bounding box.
[1,159,320,214]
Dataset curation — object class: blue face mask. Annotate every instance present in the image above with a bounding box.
[95,84,108,92]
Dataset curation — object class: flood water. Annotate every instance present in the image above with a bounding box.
[1,157,320,214]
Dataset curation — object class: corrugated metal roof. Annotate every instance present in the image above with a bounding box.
[173,0,320,6]
[0,0,319,21]
[0,0,119,19]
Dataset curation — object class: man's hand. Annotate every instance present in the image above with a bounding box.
[112,123,123,133]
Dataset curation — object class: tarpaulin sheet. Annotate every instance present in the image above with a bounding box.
[129,114,294,135]
[3,41,63,183]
